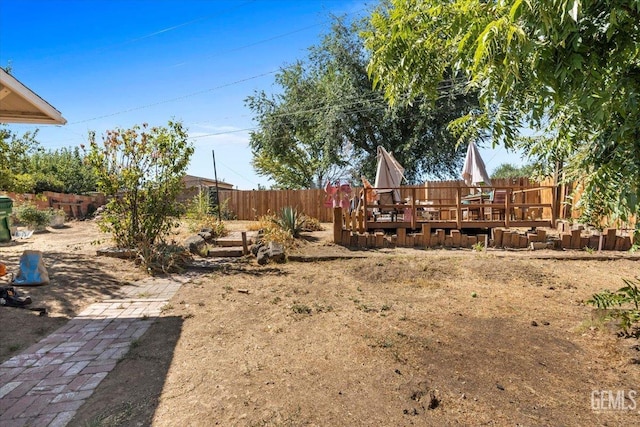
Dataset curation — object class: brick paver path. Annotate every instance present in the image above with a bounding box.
[0,275,190,427]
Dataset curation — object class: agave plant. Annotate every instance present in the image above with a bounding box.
[272,206,305,238]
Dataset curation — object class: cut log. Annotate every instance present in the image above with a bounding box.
[570,229,582,249]
[493,228,504,247]
[605,228,617,250]
[397,228,406,246]
[451,230,461,247]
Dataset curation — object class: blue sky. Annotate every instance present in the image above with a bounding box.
[0,0,524,190]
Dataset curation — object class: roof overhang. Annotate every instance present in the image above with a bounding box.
[0,68,67,125]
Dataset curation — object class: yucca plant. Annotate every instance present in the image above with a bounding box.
[272,206,305,238]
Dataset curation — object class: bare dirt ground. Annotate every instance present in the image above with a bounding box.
[2,221,640,426]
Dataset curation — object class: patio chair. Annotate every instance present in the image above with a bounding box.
[486,189,508,220]
[373,189,401,222]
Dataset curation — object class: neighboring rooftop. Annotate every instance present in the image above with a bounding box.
[182,174,234,190]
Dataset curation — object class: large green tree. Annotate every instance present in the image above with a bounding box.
[365,0,640,228]
[246,17,482,188]
[246,62,343,189]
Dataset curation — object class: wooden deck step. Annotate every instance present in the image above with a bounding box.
[213,239,251,247]
[207,246,245,257]
[214,231,256,247]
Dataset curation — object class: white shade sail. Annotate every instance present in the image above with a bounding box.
[461,142,491,187]
[374,146,405,201]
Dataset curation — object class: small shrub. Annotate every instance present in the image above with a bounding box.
[472,241,484,252]
[212,198,236,220]
[14,203,51,229]
[263,226,295,248]
[302,216,324,232]
[251,213,277,231]
[188,215,227,237]
[136,241,192,275]
[587,278,640,336]
[186,189,212,218]
[252,213,296,248]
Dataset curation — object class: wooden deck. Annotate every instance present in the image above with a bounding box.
[362,219,552,230]
[341,184,557,234]
[329,183,635,251]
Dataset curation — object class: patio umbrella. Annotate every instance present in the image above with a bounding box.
[374,146,406,201]
[461,141,491,189]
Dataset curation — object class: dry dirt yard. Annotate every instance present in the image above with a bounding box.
[2,221,640,426]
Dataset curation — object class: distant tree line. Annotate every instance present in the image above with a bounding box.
[0,126,97,194]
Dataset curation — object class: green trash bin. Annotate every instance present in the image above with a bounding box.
[0,196,13,242]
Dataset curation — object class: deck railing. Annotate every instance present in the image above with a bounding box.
[344,184,556,233]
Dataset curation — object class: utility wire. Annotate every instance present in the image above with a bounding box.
[68,70,277,125]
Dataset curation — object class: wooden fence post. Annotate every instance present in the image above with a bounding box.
[456,187,462,230]
[333,207,342,243]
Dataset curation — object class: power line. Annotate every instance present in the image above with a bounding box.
[69,70,277,125]
[216,161,262,187]
[186,81,471,140]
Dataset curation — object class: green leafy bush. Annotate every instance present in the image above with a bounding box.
[184,190,228,237]
[587,278,640,337]
[14,204,51,229]
[185,189,212,219]
[1,127,98,194]
[86,121,194,273]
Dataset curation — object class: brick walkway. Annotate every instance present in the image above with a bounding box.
[0,276,190,427]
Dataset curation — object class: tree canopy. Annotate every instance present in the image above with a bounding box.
[365,0,640,227]
[0,127,40,193]
[86,121,193,250]
[246,17,482,188]
[491,163,535,180]
[0,126,97,194]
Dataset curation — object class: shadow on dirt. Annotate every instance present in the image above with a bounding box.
[299,233,323,243]
[0,250,145,363]
[67,315,184,427]
[2,251,138,316]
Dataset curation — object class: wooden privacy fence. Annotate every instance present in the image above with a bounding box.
[219,178,555,223]
[219,189,336,222]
